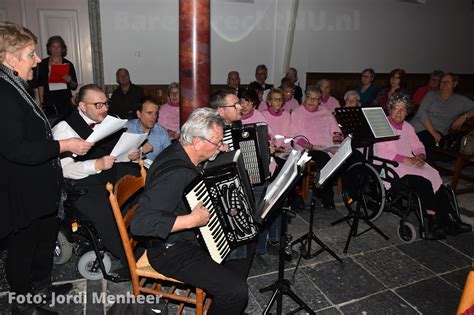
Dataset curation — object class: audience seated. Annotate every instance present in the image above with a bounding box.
[344,90,361,107]
[285,67,303,104]
[240,88,269,126]
[52,84,140,268]
[410,72,474,159]
[412,70,444,109]
[355,68,377,107]
[316,79,340,113]
[373,93,471,238]
[252,64,273,101]
[227,70,243,98]
[109,68,145,119]
[158,82,180,139]
[126,96,171,162]
[373,68,409,114]
[290,85,342,209]
[280,77,300,113]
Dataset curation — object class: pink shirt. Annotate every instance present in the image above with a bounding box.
[290,105,341,147]
[284,98,300,113]
[320,96,340,113]
[158,102,180,133]
[258,100,268,112]
[373,120,442,191]
[261,108,291,149]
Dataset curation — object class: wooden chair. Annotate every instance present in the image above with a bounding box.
[457,261,474,315]
[106,161,211,315]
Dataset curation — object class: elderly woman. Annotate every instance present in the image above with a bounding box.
[316,79,340,113]
[261,88,292,152]
[344,90,361,107]
[0,22,92,314]
[38,35,78,117]
[373,93,471,238]
[373,68,408,114]
[158,82,180,139]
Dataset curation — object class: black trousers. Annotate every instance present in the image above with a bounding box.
[416,130,438,161]
[7,214,59,294]
[147,242,249,315]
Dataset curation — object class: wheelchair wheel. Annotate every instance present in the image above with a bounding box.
[77,251,112,280]
[53,230,73,265]
[342,162,385,222]
[397,222,417,243]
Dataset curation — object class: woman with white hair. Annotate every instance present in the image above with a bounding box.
[316,78,340,113]
[344,90,361,107]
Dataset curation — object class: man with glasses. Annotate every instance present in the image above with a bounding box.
[410,72,474,158]
[132,108,249,315]
[412,70,444,109]
[52,84,139,276]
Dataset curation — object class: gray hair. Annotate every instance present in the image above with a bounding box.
[316,79,330,90]
[180,108,225,145]
[167,82,179,95]
[344,90,360,101]
[387,93,414,114]
[305,85,322,96]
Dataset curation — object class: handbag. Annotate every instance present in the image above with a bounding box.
[460,131,474,155]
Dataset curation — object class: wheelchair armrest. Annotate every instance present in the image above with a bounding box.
[371,156,399,168]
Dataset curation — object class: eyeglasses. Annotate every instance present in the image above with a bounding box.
[271,98,284,102]
[219,102,242,109]
[306,97,321,103]
[85,101,110,109]
[201,137,224,149]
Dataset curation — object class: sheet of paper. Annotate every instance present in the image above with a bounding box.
[49,64,69,83]
[86,116,128,143]
[362,108,396,139]
[316,136,352,187]
[110,132,148,162]
[49,83,67,91]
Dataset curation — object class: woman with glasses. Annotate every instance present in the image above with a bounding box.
[373,68,408,114]
[158,82,181,139]
[261,89,291,153]
[0,22,92,314]
[356,68,377,107]
[373,93,471,238]
[37,35,78,118]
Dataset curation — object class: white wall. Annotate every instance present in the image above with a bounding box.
[100,0,474,86]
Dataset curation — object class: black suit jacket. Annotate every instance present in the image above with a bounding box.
[0,77,63,237]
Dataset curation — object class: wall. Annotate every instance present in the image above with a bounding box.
[99,0,474,86]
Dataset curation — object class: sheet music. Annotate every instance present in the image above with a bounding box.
[85,115,128,143]
[316,136,352,187]
[110,132,148,162]
[260,150,306,220]
[362,108,396,138]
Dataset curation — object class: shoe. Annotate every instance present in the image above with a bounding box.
[34,283,73,304]
[446,221,472,236]
[424,216,446,240]
[322,202,336,210]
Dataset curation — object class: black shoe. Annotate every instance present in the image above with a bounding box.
[266,240,280,256]
[424,216,446,240]
[446,221,472,236]
[322,202,336,210]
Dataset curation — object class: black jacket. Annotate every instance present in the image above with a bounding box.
[0,77,63,238]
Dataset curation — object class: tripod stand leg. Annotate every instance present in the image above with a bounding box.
[262,288,280,315]
[310,232,342,263]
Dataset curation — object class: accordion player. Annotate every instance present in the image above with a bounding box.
[222,122,271,186]
[184,149,258,264]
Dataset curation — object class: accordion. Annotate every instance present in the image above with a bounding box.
[223,122,270,185]
[184,149,258,264]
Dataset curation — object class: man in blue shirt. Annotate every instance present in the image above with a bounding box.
[127,96,171,162]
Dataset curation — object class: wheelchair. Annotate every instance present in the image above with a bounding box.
[53,180,123,282]
[339,154,462,243]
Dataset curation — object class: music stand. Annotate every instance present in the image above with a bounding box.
[331,107,398,253]
[290,137,353,263]
[257,150,315,315]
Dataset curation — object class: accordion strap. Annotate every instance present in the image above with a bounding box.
[147,159,198,188]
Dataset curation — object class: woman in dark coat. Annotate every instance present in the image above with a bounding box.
[0,22,92,314]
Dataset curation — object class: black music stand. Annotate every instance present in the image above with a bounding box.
[330,107,398,253]
[290,137,354,263]
[256,154,315,315]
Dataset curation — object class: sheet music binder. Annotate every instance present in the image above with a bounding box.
[314,136,353,188]
[335,107,399,147]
